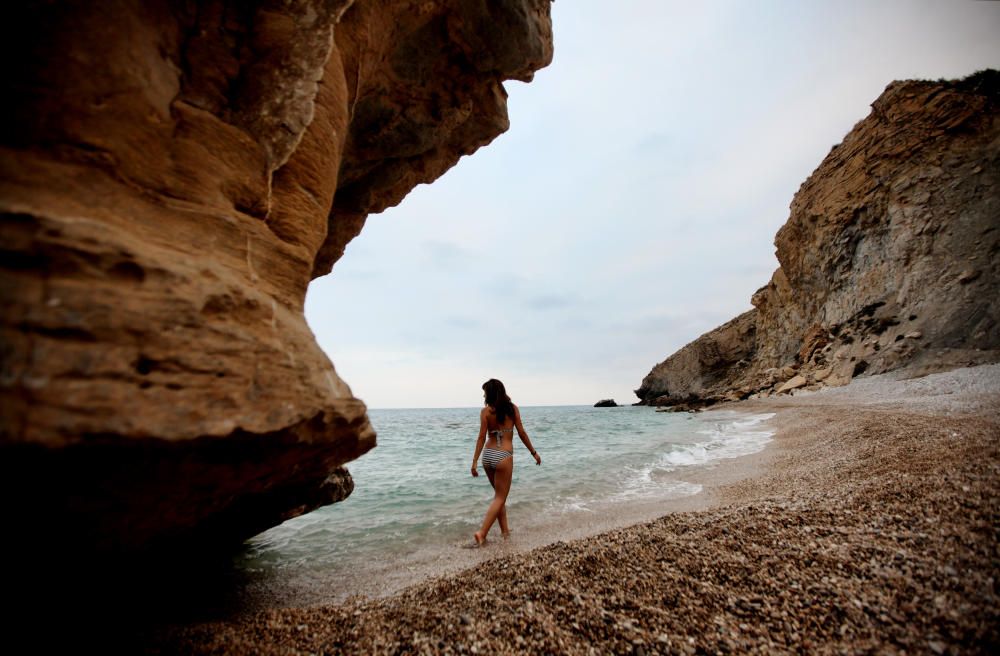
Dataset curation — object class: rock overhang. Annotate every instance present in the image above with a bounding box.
[0,0,554,559]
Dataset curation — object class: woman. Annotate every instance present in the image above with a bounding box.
[470,378,541,545]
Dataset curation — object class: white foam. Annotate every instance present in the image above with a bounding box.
[545,494,596,514]
[608,411,775,502]
[682,411,775,466]
[659,445,709,468]
[609,478,703,502]
[560,499,595,513]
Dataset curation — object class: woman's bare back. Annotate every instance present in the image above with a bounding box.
[484,406,515,451]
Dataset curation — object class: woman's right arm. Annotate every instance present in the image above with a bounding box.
[471,409,487,477]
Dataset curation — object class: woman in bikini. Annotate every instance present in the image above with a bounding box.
[470,378,541,545]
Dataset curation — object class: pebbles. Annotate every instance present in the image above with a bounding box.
[149,375,1000,655]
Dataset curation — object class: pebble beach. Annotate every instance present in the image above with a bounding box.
[146,364,999,654]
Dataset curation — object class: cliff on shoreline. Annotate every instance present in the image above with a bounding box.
[0,1,552,558]
[637,71,1000,408]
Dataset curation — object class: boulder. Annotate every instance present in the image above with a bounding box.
[957,269,981,284]
[594,399,618,407]
[813,367,832,382]
[776,375,808,394]
[656,404,697,413]
[825,373,852,388]
[779,365,799,379]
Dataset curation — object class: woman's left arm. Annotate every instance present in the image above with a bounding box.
[514,405,541,465]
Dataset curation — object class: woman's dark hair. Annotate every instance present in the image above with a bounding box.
[482,378,515,424]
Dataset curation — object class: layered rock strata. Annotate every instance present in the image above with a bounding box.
[637,71,1000,407]
[0,1,553,557]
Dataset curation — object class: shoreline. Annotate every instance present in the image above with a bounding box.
[211,408,777,615]
[144,365,1000,652]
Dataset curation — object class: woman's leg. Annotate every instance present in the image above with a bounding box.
[485,465,510,537]
[475,457,513,544]
[500,504,510,538]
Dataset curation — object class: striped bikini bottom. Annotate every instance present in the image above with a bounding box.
[481,447,513,471]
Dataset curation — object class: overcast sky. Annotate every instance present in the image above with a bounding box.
[305,0,1000,409]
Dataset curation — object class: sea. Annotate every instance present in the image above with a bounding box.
[232,405,775,608]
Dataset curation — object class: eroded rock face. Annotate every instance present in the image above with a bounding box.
[637,71,1000,407]
[318,0,554,275]
[635,310,757,406]
[0,0,553,557]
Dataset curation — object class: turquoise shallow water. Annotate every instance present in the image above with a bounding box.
[238,405,774,587]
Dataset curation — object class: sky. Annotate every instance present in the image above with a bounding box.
[304,0,1000,409]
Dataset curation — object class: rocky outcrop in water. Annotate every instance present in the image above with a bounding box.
[637,71,1000,407]
[0,0,553,557]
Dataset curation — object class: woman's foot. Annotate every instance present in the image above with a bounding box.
[473,531,485,546]
[501,530,511,540]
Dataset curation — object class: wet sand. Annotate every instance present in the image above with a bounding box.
[146,364,999,653]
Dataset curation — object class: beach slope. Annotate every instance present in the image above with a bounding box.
[152,365,999,654]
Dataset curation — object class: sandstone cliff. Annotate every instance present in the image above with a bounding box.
[0,1,552,558]
[637,71,1000,407]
